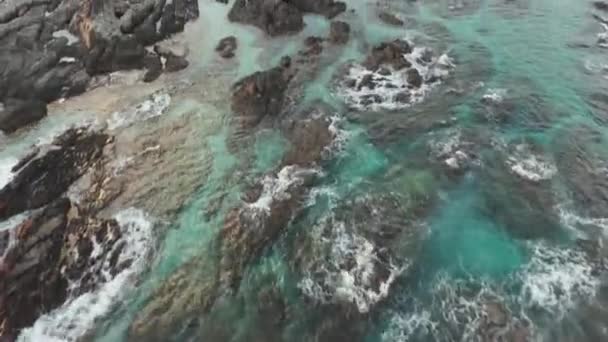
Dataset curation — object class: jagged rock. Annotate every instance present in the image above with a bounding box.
[228,0,304,36]
[0,97,47,133]
[363,39,412,71]
[143,52,163,82]
[0,198,125,339]
[0,127,110,220]
[328,20,350,44]
[231,56,294,126]
[215,36,237,58]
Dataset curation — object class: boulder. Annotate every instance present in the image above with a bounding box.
[215,36,237,58]
[0,127,110,220]
[328,20,350,44]
[164,53,189,72]
[406,68,423,88]
[231,56,294,125]
[228,0,304,36]
[0,98,47,133]
[363,39,412,71]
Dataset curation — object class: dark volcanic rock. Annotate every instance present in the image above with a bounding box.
[215,36,237,58]
[164,53,189,72]
[328,20,350,44]
[231,56,294,126]
[0,98,47,133]
[0,127,110,220]
[0,199,125,338]
[228,0,304,36]
[363,39,412,71]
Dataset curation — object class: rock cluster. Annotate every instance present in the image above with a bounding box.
[228,0,346,36]
[0,0,199,133]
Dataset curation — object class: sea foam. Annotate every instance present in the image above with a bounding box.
[18,208,154,342]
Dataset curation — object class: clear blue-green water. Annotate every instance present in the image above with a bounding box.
[21,0,608,341]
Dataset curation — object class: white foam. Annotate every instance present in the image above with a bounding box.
[59,57,77,63]
[428,128,472,169]
[337,44,454,111]
[107,93,171,130]
[0,156,17,189]
[506,144,557,182]
[18,208,154,342]
[519,243,600,314]
[558,206,608,234]
[298,217,404,313]
[248,165,318,213]
[52,30,79,45]
[482,88,507,103]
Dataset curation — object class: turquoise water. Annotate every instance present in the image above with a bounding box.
[87,0,608,341]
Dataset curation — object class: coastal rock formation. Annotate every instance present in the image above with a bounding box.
[231,56,294,126]
[228,0,346,36]
[0,0,199,132]
[0,127,110,220]
[228,0,304,36]
[219,111,336,290]
[337,39,454,110]
[0,199,128,339]
[378,11,405,26]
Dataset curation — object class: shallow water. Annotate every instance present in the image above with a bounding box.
[8,0,608,341]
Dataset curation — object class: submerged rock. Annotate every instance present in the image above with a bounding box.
[378,11,405,26]
[215,36,237,59]
[0,127,110,220]
[288,0,346,18]
[231,56,294,126]
[219,108,337,291]
[328,20,350,44]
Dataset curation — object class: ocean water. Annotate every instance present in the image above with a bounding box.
[7,0,608,341]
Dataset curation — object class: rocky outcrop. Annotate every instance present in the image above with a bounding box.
[328,20,350,44]
[231,56,294,126]
[219,107,337,291]
[0,0,199,133]
[228,0,346,36]
[0,127,110,220]
[363,39,412,71]
[0,98,47,133]
[228,0,304,36]
[0,198,126,339]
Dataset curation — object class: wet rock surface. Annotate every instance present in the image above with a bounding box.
[0,198,128,339]
[328,20,350,44]
[231,56,294,126]
[0,127,110,220]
